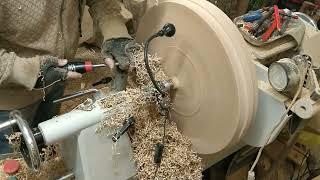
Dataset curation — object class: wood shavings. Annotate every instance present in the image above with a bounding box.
[97,44,203,179]
[96,88,149,134]
[5,132,22,153]
[40,145,59,162]
[130,45,167,87]
[131,110,202,180]
[0,145,67,180]
[0,157,66,180]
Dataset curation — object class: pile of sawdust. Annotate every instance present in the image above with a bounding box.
[96,88,147,134]
[5,132,22,153]
[97,44,203,179]
[0,145,67,180]
[0,157,66,180]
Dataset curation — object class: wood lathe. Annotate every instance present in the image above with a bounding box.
[1,0,320,179]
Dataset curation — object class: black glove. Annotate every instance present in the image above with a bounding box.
[101,37,133,70]
[34,56,68,89]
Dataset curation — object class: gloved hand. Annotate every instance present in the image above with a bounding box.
[34,56,82,89]
[101,37,133,70]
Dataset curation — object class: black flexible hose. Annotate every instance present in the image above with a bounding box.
[144,33,166,95]
[143,23,176,96]
[145,23,175,179]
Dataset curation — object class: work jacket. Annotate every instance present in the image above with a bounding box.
[0,0,131,110]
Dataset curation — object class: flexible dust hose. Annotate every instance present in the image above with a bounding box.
[144,23,176,95]
[144,34,165,95]
[143,24,176,175]
[38,106,104,145]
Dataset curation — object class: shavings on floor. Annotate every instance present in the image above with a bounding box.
[0,145,67,180]
[5,132,22,153]
[96,44,203,179]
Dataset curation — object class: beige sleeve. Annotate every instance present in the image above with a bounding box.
[86,0,132,45]
[0,49,40,90]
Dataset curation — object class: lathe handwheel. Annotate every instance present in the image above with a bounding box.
[10,111,41,171]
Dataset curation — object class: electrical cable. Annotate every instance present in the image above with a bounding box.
[153,116,167,180]
[33,78,63,101]
[33,79,62,90]
[296,151,310,180]
[162,117,167,144]
[305,155,312,179]
[299,168,320,180]
[249,65,310,177]
[299,152,316,180]
[145,33,166,179]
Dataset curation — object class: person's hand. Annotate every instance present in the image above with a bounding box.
[34,56,82,88]
[105,57,115,70]
[101,37,133,70]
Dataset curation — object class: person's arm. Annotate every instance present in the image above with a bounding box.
[0,6,81,90]
[87,0,133,91]
[0,49,82,90]
[86,0,132,45]
[0,49,40,90]
[0,7,38,89]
